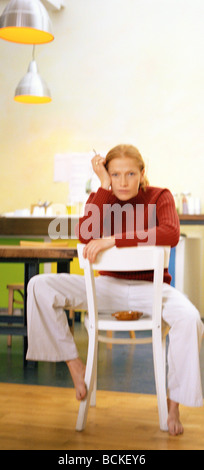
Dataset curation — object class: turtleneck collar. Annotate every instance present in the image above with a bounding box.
[110,186,146,205]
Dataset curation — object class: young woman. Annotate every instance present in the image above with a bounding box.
[26,144,204,436]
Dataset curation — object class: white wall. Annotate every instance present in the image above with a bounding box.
[0,0,203,210]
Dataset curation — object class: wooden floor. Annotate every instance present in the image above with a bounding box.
[0,382,203,450]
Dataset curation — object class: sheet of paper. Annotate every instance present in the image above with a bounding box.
[54,152,103,201]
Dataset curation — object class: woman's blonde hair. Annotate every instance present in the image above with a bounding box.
[105,144,149,191]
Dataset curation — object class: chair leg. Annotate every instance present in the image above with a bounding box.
[7,288,14,347]
[69,309,75,334]
[76,328,98,431]
[90,363,97,407]
[129,331,136,339]
[106,330,135,349]
[106,331,113,349]
[152,327,168,431]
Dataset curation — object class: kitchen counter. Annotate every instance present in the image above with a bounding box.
[179,214,204,225]
[0,213,204,237]
[0,215,79,237]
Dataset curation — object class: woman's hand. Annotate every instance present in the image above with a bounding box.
[83,236,115,263]
[91,154,111,190]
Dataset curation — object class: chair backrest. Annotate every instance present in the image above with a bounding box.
[77,244,170,328]
[77,244,170,272]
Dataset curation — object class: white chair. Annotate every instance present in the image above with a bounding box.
[76,243,170,432]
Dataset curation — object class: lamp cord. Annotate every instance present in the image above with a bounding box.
[32,44,36,61]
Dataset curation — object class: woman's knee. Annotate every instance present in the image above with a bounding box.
[27,273,51,297]
[163,286,202,329]
[178,302,204,341]
[188,305,204,333]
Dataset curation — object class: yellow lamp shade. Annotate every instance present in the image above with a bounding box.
[0,0,54,44]
[14,60,52,104]
[14,95,52,104]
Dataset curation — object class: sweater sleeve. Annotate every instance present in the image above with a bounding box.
[75,187,111,243]
[115,189,180,248]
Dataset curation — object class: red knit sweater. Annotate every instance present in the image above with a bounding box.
[77,186,180,284]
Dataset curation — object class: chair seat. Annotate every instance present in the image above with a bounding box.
[6,283,24,291]
[84,313,153,331]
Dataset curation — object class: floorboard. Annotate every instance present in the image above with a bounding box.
[0,383,203,450]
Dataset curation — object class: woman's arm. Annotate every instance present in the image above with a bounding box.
[115,189,180,248]
[76,187,111,243]
[82,236,115,263]
[75,154,112,244]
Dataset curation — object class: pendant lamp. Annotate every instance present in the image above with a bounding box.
[0,0,54,44]
[14,46,52,104]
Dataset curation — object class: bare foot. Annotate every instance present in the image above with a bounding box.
[167,398,184,436]
[66,357,87,401]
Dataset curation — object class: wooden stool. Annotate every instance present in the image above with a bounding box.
[7,283,24,347]
[106,330,136,349]
[68,309,75,334]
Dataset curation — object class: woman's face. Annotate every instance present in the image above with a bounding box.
[108,156,145,201]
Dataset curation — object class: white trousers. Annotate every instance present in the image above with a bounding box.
[26,273,204,407]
